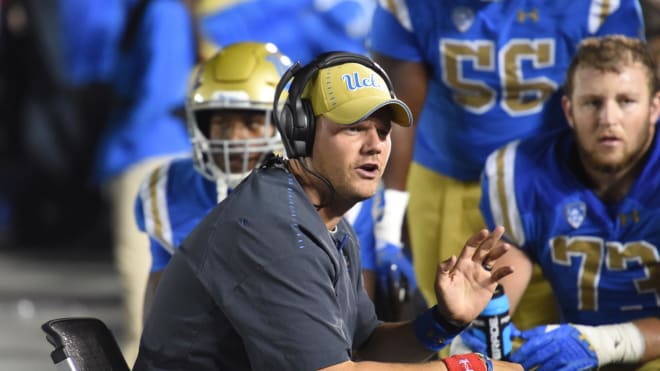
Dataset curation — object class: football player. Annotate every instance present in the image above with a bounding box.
[369,0,644,331]
[478,35,660,370]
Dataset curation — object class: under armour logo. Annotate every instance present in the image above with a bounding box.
[619,210,640,226]
[517,8,538,23]
[458,359,475,371]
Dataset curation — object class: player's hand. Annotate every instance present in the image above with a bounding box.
[375,240,417,291]
[450,323,522,356]
[434,226,513,326]
[509,324,598,370]
[373,188,415,297]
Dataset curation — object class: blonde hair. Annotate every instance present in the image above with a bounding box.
[563,35,658,98]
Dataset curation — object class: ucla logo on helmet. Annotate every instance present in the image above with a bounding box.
[341,72,381,91]
[564,202,587,229]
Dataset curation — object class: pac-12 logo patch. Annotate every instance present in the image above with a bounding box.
[564,202,586,229]
[452,6,474,33]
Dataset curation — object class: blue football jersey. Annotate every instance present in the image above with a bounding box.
[135,157,381,273]
[481,129,660,325]
[370,0,644,181]
[200,0,376,64]
[135,157,220,272]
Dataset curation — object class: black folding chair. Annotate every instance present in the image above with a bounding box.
[41,317,130,371]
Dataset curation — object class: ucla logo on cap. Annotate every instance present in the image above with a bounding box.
[564,202,586,229]
[341,72,382,91]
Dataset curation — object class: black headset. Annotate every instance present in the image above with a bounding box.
[272,51,397,159]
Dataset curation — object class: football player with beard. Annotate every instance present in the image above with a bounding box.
[475,35,660,370]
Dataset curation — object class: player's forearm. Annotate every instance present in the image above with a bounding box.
[321,355,521,371]
[355,321,435,363]
[322,359,449,371]
[572,317,659,365]
[634,317,660,362]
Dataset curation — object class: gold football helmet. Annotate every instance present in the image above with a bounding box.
[186,42,291,186]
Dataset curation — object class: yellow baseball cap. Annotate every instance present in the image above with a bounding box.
[304,62,413,127]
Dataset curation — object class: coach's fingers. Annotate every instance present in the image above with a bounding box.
[438,255,457,275]
[480,240,511,271]
[490,265,514,282]
[472,226,505,264]
[457,229,490,261]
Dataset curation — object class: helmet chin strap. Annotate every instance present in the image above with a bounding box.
[226,172,245,189]
[216,178,228,203]
[213,168,246,203]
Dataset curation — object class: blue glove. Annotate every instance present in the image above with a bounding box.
[509,324,598,371]
[375,241,417,292]
[456,322,521,355]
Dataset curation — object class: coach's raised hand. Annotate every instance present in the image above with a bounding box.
[434,226,514,326]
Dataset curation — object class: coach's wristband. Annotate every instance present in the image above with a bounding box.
[414,305,467,351]
[442,353,492,371]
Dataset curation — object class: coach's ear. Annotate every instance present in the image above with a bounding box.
[561,95,575,129]
[649,91,660,129]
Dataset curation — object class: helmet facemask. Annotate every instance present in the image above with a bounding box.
[188,106,282,188]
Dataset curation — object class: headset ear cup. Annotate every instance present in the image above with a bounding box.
[287,96,312,157]
[300,98,316,156]
[278,103,298,157]
[293,97,309,130]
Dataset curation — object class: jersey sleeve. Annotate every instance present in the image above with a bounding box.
[134,184,148,233]
[591,0,644,39]
[368,0,424,61]
[480,140,528,248]
[136,162,176,256]
[135,184,171,272]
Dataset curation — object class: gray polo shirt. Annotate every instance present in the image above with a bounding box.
[135,162,379,370]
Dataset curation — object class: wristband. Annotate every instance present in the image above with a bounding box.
[442,353,492,371]
[414,305,467,351]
